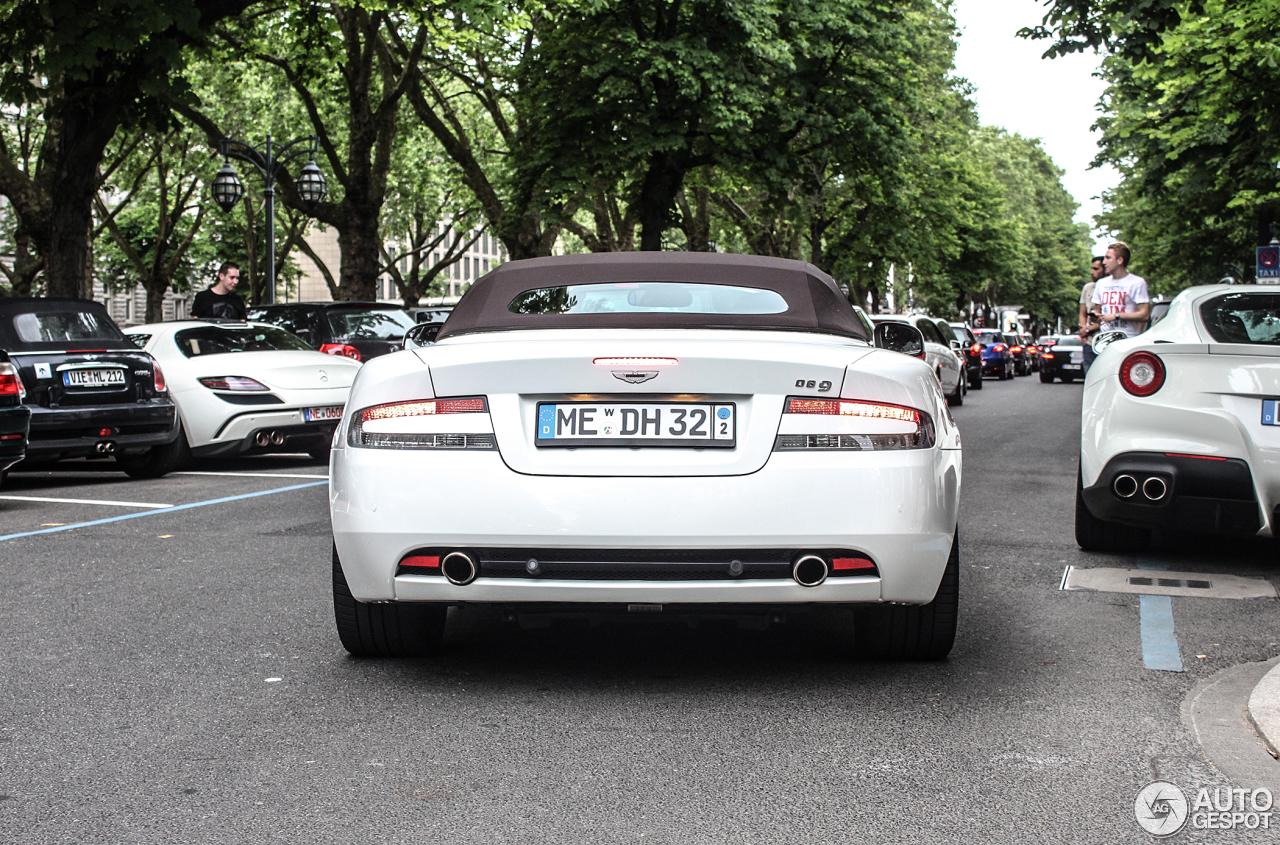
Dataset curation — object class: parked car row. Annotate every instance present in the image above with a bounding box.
[0,297,452,485]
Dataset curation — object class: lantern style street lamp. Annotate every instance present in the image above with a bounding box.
[210,134,328,304]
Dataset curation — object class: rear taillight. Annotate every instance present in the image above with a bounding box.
[970,343,980,354]
[994,344,1006,352]
[1120,351,1165,396]
[199,376,270,391]
[593,357,678,367]
[153,363,167,393]
[320,343,362,361]
[774,397,934,451]
[1010,346,1023,353]
[349,396,495,449]
[0,362,25,400]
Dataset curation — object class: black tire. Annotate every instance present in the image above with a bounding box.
[117,423,190,479]
[946,374,964,406]
[309,446,330,464]
[332,544,446,657]
[1062,375,1075,383]
[1074,467,1149,552]
[998,362,1010,380]
[969,372,983,390]
[1039,370,1053,383]
[855,528,959,660]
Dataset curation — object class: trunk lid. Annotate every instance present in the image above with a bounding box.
[418,330,872,476]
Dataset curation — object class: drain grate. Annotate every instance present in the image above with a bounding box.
[1062,567,1276,599]
[1130,577,1212,589]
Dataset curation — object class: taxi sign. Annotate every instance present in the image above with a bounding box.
[1258,245,1280,283]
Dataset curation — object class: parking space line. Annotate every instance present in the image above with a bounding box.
[173,471,329,479]
[0,495,173,509]
[1138,558,1184,672]
[0,481,328,543]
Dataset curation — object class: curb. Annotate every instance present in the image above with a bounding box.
[1248,658,1280,760]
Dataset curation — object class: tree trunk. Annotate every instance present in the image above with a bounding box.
[637,152,687,251]
[337,215,381,301]
[42,94,123,298]
[144,273,171,324]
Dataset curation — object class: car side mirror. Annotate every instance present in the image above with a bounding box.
[404,322,442,349]
[1091,330,1128,354]
[874,322,925,358]
[949,340,962,352]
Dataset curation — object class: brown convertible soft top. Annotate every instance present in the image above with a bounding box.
[434,253,870,342]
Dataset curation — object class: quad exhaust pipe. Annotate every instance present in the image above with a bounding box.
[441,551,478,586]
[1113,473,1168,502]
[254,430,288,448]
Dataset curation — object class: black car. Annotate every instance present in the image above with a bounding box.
[0,350,32,486]
[0,298,181,478]
[1004,331,1031,376]
[246,302,419,362]
[1039,335,1086,382]
[948,322,983,389]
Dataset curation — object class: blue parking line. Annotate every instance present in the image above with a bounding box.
[0,480,328,543]
[1138,558,1184,672]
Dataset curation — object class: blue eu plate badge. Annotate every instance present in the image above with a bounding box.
[1263,399,1279,426]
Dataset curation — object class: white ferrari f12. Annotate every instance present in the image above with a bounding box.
[330,254,962,659]
[1078,284,1280,550]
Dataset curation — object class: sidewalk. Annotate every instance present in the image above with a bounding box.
[1248,658,1280,759]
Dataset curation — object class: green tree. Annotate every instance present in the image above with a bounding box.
[0,0,258,298]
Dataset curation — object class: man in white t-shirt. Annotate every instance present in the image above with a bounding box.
[1092,241,1150,338]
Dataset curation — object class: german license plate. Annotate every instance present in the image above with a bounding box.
[1263,400,1280,426]
[62,368,125,387]
[303,405,344,422]
[1063,364,1081,370]
[536,402,735,448]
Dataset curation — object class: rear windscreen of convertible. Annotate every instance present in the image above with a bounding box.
[509,283,789,316]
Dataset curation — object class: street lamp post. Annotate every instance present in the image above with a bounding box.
[210,134,328,305]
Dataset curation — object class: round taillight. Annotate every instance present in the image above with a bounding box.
[1120,351,1165,396]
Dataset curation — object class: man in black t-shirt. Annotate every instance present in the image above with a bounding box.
[191,262,248,320]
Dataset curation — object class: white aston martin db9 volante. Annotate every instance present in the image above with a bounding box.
[126,320,361,469]
[330,254,962,659]
[1078,284,1280,551]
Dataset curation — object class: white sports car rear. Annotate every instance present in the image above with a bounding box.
[330,254,962,659]
[127,320,360,464]
[1078,284,1280,550]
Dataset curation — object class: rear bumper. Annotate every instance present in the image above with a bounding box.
[23,400,177,459]
[1081,452,1261,536]
[0,405,31,471]
[332,445,961,606]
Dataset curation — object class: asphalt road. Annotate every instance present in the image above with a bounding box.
[1,372,1278,844]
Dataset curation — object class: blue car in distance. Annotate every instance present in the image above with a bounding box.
[972,328,1015,380]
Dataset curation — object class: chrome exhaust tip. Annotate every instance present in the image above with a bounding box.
[1142,476,1168,501]
[270,431,285,446]
[254,431,271,447]
[792,554,828,588]
[441,551,478,586]
[1113,474,1139,499]
[95,441,116,454]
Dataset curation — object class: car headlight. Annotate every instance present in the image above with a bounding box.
[348,396,496,449]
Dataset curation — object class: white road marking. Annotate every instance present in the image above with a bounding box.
[173,471,329,479]
[0,495,173,509]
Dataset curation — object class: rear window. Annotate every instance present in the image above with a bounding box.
[508,282,789,316]
[325,308,417,340]
[974,330,1002,343]
[1198,293,1280,344]
[173,326,313,357]
[1055,337,1082,347]
[12,310,122,344]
